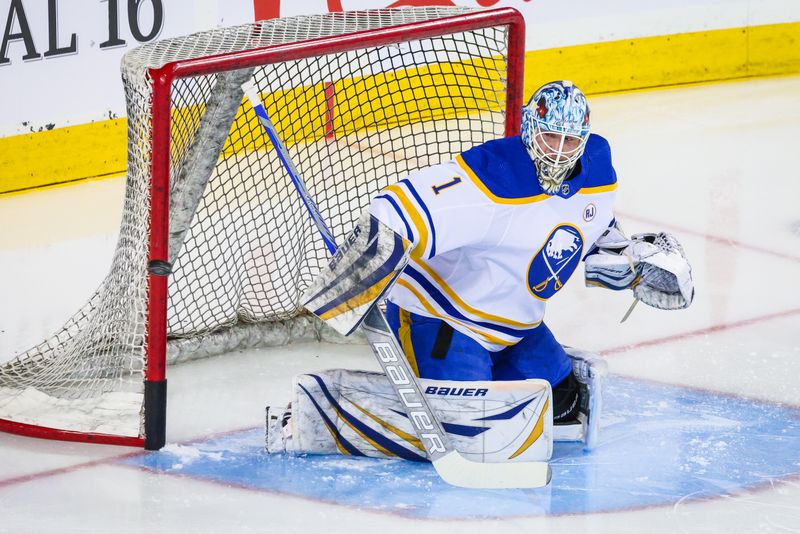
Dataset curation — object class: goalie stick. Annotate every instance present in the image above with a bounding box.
[243,81,551,489]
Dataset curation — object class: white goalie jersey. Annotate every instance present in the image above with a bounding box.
[368,134,618,351]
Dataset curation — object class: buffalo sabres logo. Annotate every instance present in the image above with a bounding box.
[527,224,584,300]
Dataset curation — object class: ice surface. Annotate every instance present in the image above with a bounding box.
[1,76,799,533]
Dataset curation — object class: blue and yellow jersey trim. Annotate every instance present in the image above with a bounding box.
[396,261,545,349]
[455,133,618,201]
[374,193,414,243]
[457,152,618,201]
[398,178,437,257]
[455,155,551,205]
[578,183,618,195]
[396,279,518,348]
[375,180,437,260]
[413,258,541,329]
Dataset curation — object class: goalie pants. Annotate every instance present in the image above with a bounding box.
[385,301,573,387]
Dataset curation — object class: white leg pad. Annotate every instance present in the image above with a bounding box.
[276,369,553,463]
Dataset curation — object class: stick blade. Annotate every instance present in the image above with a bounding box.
[432,451,552,489]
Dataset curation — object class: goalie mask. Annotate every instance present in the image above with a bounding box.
[521,81,591,194]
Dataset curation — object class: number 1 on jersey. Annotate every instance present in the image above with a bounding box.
[432,176,462,195]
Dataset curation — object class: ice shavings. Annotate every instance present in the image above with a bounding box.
[160,443,223,470]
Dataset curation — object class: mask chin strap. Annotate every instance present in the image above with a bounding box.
[534,158,573,195]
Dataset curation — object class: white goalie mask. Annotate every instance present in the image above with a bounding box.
[521,81,591,194]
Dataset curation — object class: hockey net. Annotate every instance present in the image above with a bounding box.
[0,7,524,448]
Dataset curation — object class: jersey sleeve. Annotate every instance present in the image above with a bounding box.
[368,160,494,260]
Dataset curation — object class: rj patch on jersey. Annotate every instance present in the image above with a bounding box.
[528,224,585,300]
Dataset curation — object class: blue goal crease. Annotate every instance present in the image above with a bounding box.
[121,376,800,520]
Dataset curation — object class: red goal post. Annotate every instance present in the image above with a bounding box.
[0,7,525,449]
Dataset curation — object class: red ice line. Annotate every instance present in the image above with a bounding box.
[599,307,800,356]
[0,426,254,490]
[0,454,136,490]
[617,210,800,263]
[602,211,800,353]
[1,220,797,489]
[2,305,797,490]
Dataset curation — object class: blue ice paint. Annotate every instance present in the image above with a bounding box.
[122,377,800,519]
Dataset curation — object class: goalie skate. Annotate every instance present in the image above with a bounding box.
[553,348,608,449]
[265,405,293,454]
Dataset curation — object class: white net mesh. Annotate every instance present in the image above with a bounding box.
[0,7,515,441]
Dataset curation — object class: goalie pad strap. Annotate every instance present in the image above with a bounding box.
[302,211,411,335]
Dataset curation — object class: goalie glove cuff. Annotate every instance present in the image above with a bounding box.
[584,226,638,291]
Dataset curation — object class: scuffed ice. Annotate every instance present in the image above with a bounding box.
[124,376,800,519]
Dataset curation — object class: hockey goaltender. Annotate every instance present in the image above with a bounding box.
[261,81,694,486]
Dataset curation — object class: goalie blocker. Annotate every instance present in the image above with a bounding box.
[302,210,411,336]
